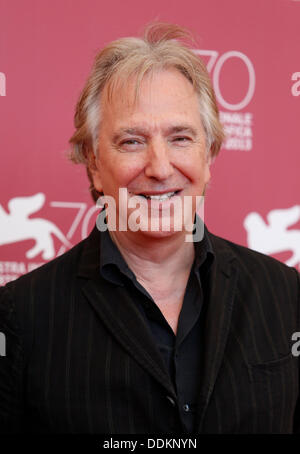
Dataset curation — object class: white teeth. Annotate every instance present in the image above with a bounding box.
[143,191,175,201]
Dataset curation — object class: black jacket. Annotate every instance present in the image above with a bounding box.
[0,225,299,433]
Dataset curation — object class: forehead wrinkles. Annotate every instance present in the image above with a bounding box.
[102,68,197,115]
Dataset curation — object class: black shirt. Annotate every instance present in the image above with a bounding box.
[99,217,214,433]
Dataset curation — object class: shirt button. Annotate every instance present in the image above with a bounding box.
[166,396,176,407]
[183,404,190,412]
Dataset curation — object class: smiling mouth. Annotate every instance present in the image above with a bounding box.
[136,190,181,201]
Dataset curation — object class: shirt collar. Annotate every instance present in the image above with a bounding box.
[100,227,135,286]
[193,215,215,272]
[99,214,215,286]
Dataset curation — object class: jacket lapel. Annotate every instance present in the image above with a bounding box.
[196,233,239,431]
[77,226,177,400]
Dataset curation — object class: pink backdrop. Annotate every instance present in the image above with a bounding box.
[0,0,299,284]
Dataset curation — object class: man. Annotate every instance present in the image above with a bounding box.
[0,23,299,434]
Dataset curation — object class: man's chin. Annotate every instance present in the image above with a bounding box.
[124,215,188,240]
[135,227,182,239]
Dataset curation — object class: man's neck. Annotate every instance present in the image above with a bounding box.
[108,230,195,288]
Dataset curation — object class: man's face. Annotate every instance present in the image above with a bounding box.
[91,68,211,239]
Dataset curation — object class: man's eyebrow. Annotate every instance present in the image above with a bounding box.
[112,124,199,142]
[166,125,198,136]
[112,128,149,142]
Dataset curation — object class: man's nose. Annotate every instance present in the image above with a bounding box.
[144,139,174,180]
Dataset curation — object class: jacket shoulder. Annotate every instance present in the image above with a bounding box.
[2,233,89,296]
[209,232,299,281]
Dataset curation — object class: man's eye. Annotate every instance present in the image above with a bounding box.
[122,139,141,146]
[118,139,145,152]
[173,137,191,144]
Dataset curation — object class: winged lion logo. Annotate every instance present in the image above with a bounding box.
[244,205,300,268]
[0,193,72,260]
